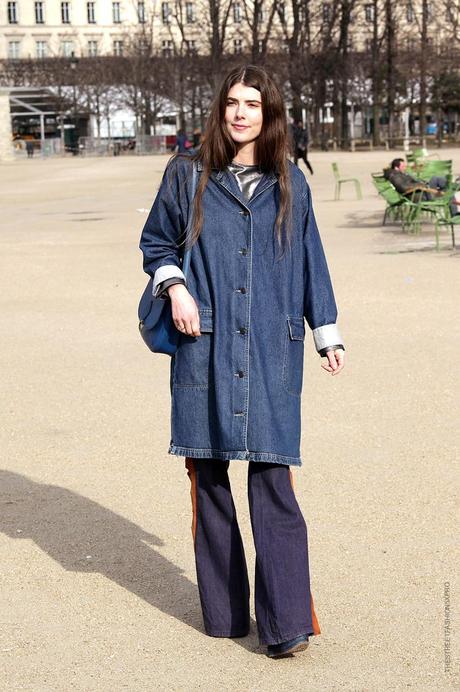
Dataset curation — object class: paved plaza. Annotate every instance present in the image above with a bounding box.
[0,150,458,690]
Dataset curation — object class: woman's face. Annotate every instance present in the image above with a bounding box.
[224,82,263,147]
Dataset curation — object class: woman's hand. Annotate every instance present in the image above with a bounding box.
[321,348,345,376]
[167,284,201,336]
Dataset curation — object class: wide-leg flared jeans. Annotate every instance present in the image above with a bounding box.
[185,457,321,646]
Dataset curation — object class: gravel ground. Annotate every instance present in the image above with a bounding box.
[0,149,458,691]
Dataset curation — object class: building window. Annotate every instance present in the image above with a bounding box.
[7,1,18,23]
[161,2,171,23]
[185,39,196,52]
[35,2,45,23]
[113,39,123,55]
[162,39,173,56]
[87,2,96,23]
[112,2,121,22]
[233,2,241,22]
[406,4,414,22]
[61,2,71,23]
[364,4,374,22]
[322,2,330,21]
[36,40,48,57]
[257,6,264,21]
[62,40,74,56]
[233,38,242,54]
[138,38,149,53]
[185,1,194,22]
[138,1,145,22]
[257,39,264,52]
[87,39,98,55]
[8,41,20,59]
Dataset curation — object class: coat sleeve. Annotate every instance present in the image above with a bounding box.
[302,185,344,354]
[139,159,189,295]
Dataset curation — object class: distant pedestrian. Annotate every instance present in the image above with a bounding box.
[290,119,314,175]
[192,127,202,148]
[26,140,34,158]
[175,129,192,154]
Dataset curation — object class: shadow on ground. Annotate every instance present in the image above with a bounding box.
[336,210,458,253]
[0,470,260,654]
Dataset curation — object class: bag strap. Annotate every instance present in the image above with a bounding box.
[181,161,198,278]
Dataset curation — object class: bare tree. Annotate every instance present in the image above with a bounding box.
[240,0,277,63]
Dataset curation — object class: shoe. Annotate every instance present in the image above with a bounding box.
[266,633,309,658]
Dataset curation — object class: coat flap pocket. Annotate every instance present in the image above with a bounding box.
[287,317,305,341]
[199,309,213,333]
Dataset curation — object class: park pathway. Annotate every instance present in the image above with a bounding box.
[0,151,458,690]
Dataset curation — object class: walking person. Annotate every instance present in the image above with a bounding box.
[174,128,192,154]
[25,139,34,158]
[139,65,345,658]
[290,119,314,175]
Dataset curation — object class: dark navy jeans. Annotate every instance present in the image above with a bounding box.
[185,458,321,646]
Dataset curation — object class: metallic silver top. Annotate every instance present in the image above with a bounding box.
[227,161,264,201]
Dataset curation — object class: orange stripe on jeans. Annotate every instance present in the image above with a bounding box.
[185,457,198,546]
[289,468,321,636]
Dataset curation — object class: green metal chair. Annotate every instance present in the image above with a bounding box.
[372,178,405,225]
[412,147,440,162]
[434,205,459,251]
[404,188,452,236]
[417,160,452,182]
[332,163,362,200]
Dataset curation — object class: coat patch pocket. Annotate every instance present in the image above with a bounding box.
[172,309,214,388]
[282,316,305,396]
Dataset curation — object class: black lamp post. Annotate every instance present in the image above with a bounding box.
[70,54,79,152]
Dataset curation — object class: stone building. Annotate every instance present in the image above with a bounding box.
[0,0,448,61]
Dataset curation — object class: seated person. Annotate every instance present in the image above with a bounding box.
[384,158,447,201]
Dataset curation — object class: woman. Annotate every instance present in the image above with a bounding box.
[139,65,345,658]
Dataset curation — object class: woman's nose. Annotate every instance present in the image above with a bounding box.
[235,105,245,119]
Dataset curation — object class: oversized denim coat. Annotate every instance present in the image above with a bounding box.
[140,156,341,466]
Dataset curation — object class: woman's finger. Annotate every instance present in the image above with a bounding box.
[332,349,345,375]
[327,351,338,371]
[190,315,201,336]
[183,319,195,336]
[331,350,345,375]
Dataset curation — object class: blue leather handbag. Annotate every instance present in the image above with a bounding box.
[138,162,198,355]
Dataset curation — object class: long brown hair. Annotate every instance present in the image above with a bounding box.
[176,65,292,252]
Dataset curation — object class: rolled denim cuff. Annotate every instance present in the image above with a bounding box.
[157,277,186,299]
[318,344,345,357]
[312,323,343,352]
[153,265,186,297]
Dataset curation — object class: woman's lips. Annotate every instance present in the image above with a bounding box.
[232,124,249,131]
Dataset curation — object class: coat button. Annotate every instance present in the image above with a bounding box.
[237,370,244,378]
[240,248,248,256]
[239,287,246,294]
[238,327,247,335]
